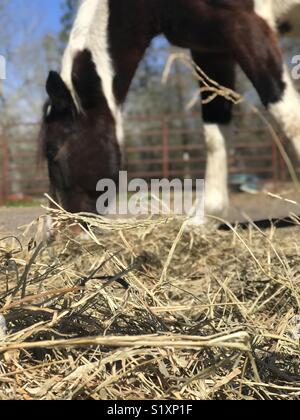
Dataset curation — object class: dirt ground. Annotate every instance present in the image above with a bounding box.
[1,189,300,235]
[229,189,300,221]
[0,207,43,235]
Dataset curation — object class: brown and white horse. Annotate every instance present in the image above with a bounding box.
[40,0,300,223]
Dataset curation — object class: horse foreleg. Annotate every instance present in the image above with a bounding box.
[225,13,300,160]
[191,52,236,222]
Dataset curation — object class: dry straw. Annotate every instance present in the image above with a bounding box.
[0,205,299,400]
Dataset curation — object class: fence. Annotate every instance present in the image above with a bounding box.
[0,112,288,204]
[125,112,287,183]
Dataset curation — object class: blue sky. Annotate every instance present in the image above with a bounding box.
[1,0,63,51]
[35,0,62,34]
[0,0,66,116]
[8,0,63,39]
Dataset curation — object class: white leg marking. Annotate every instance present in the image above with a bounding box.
[204,124,229,219]
[269,65,300,159]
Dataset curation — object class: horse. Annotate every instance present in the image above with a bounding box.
[40,0,300,223]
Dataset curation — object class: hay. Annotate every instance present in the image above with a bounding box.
[0,209,299,400]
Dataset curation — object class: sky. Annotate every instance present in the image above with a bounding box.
[34,0,62,34]
[1,0,63,52]
[0,0,66,119]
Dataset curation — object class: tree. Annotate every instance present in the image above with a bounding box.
[59,0,78,51]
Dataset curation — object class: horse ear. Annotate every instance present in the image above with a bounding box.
[46,71,73,111]
[72,50,103,109]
